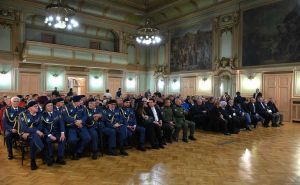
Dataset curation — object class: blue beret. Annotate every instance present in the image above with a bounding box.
[72,96,81,102]
[107,99,117,104]
[52,97,64,105]
[123,98,130,102]
[27,101,38,109]
[88,98,95,103]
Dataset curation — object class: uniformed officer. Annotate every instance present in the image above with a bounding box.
[103,100,128,156]
[160,98,175,143]
[172,98,196,142]
[62,96,91,160]
[19,101,45,170]
[3,96,24,159]
[53,97,64,113]
[86,98,103,159]
[121,98,146,151]
[37,96,48,114]
[41,101,66,166]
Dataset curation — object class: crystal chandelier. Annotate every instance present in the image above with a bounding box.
[135,18,162,45]
[44,0,79,30]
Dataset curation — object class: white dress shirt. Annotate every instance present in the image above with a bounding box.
[151,107,159,122]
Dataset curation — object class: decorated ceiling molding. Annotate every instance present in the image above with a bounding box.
[24,0,225,25]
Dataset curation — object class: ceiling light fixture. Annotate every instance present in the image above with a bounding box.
[44,0,79,30]
[135,0,162,46]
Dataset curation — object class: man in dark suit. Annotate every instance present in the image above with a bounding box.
[253,88,262,101]
[145,98,164,148]
[246,98,264,128]
[267,98,283,125]
[255,97,274,127]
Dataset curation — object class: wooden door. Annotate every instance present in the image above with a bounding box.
[19,73,40,95]
[181,77,195,97]
[263,75,277,100]
[107,77,122,98]
[263,73,292,122]
[277,74,292,122]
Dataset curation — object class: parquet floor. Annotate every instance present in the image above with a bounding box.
[1,123,300,185]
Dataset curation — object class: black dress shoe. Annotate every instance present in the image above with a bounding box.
[107,149,117,156]
[167,139,172,143]
[224,132,231,136]
[120,150,128,156]
[8,152,13,160]
[272,124,279,127]
[31,160,38,170]
[92,153,98,160]
[56,158,66,165]
[151,145,159,149]
[137,146,146,151]
[47,157,54,166]
[246,126,252,131]
[188,136,196,141]
[159,144,165,149]
[182,139,188,143]
[264,125,270,128]
[72,153,80,160]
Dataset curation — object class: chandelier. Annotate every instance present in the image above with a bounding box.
[44,0,79,30]
[136,18,162,45]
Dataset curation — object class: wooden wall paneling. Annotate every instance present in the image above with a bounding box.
[181,77,195,97]
[19,73,40,95]
[107,77,122,98]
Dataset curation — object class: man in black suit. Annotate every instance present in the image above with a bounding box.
[255,97,274,127]
[267,98,284,125]
[253,88,262,101]
[145,98,164,148]
[246,98,264,128]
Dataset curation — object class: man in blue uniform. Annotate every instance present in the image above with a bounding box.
[41,101,66,166]
[3,96,24,160]
[19,101,44,170]
[103,100,128,156]
[53,97,64,113]
[121,98,146,151]
[86,98,104,159]
[62,96,91,160]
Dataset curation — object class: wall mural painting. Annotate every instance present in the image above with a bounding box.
[170,21,213,72]
[243,0,300,66]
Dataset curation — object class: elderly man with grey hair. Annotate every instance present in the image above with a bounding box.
[3,96,25,159]
[219,101,240,134]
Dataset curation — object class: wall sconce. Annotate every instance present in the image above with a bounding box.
[172,79,177,83]
[247,73,256,80]
[0,70,8,74]
[94,75,99,79]
[128,77,133,81]
[202,77,208,81]
[52,73,59,77]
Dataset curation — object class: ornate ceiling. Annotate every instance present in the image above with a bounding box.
[27,0,226,25]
